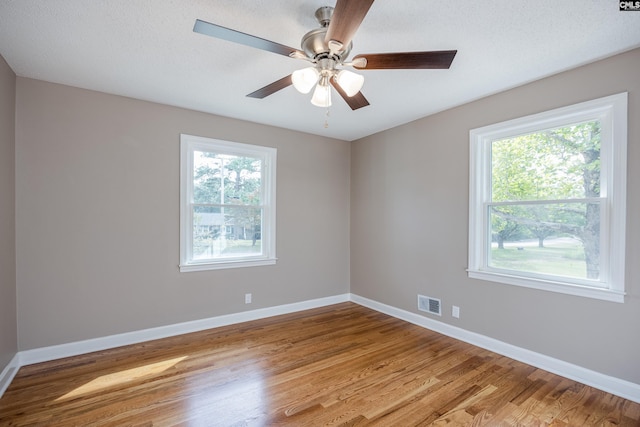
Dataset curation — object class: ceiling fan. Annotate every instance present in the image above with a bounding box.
[193,0,457,110]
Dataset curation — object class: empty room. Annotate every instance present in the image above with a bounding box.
[1,1,639,425]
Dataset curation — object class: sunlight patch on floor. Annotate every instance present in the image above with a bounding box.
[55,356,188,401]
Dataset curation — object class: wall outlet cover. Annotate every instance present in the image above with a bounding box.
[452,306,460,318]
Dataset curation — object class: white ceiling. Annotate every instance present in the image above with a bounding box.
[1,1,639,141]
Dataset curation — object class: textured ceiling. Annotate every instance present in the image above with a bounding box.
[1,0,639,141]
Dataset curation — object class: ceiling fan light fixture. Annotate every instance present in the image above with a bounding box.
[335,69,364,97]
[311,82,332,107]
[292,67,320,94]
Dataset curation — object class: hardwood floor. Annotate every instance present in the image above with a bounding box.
[1,302,639,426]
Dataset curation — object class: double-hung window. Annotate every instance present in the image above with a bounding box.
[180,134,276,272]
[468,93,627,302]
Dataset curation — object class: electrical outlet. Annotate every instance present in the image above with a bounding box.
[245,293,252,304]
[452,306,460,319]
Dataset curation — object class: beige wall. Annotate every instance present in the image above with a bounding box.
[15,78,350,350]
[351,48,640,383]
[0,55,17,371]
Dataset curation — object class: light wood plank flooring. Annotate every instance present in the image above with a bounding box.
[1,303,639,426]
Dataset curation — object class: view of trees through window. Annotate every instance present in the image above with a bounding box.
[489,121,601,281]
[192,151,263,260]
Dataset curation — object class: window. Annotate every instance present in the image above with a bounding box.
[180,134,276,272]
[468,93,627,302]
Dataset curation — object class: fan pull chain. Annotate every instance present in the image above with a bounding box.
[324,108,330,128]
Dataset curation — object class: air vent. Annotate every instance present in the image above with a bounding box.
[418,294,441,316]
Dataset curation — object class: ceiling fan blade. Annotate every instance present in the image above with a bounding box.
[324,0,375,48]
[353,50,457,70]
[194,19,304,58]
[330,79,370,110]
[247,75,293,99]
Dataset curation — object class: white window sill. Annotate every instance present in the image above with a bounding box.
[467,269,624,303]
[180,258,277,272]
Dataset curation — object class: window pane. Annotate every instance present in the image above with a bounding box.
[488,202,600,280]
[491,121,601,202]
[192,205,262,260]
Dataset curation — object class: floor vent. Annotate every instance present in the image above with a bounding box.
[418,295,441,316]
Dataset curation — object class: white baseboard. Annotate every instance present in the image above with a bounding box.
[349,293,640,404]
[5,292,639,405]
[19,293,350,367]
[0,353,20,398]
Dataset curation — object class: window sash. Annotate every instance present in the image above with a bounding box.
[188,204,266,263]
[483,199,606,288]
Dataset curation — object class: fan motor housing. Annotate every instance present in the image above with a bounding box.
[301,7,352,61]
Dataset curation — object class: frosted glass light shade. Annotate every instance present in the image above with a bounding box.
[335,69,364,97]
[291,67,319,94]
[311,83,331,107]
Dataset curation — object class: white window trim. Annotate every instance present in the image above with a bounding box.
[179,134,277,272]
[468,93,627,302]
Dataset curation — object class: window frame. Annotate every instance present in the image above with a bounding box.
[179,134,277,272]
[468,93,627,302]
